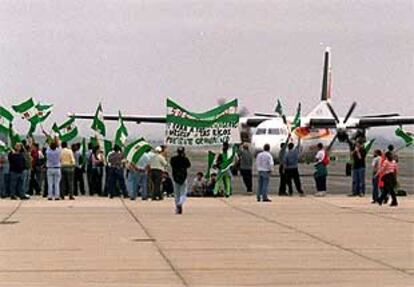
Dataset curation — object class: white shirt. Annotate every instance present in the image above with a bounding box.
[256,151,274,172]
[315,149,325,163]
[135,153,151,170]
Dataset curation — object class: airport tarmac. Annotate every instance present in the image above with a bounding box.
[0,192,413,287]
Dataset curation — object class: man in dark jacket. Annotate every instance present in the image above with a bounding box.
[170,147,191,214]
[8,143,29,200]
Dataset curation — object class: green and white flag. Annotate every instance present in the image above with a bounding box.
[91,103,106,137]
[90,137,112,157]
[395,127,413,146]
[217,145,238,174]
[274,99,283,116]
[57,117,78,142]
[166,98,239,146]
[124,138,151,165]
[32,103,53,124]
[80,138,87,166]
[290,103,301,131]
[363,138,376,153]
[114,111,128,147]
[0,106,14,135]
[8,124,21,148]
[12,98,37,121]
[0,140,10,153]
[205,151,216,180]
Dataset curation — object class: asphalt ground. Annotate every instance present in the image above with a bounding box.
[0,192,413,286]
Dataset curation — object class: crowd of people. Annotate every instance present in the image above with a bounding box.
[0,136,402,213]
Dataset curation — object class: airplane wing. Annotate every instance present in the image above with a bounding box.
[307,116,414,129]
[72,113,271,128]
[70,113,166,124]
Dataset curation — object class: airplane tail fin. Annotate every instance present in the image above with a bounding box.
[320,47,332,102]
[307,47,333,118]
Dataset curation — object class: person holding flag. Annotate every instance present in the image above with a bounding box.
[213,142,237,198]
[125,139,152,201]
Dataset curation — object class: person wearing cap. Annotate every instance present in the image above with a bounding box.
[149,146,168,200]
[170,147,191,214]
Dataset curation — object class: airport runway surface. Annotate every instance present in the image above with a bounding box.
[0,193,413,286]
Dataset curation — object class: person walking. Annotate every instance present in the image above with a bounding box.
[8,143,29,200]
[107,145,128,198]
[255,144,273,202]
[149,146,168,200]
[239,143,253,192]
[314,143,328,197]
[46,141,62,200]
[170,147,191,214]
[350,142,367,197]
[278,142,288,196]
[283,141,304,196]
[60,142,75,200]
[377,151,398,207]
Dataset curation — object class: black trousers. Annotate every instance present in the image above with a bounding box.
[240,169,252,192]
[314,175,327,192]
[286,168,303,195]
[151,169,163,200]
[90,167,103,196]
[29,167,41,195]
[279,165,287,195]
[379,173,397,204]
[73,167,85,196]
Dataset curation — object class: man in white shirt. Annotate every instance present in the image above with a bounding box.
[255,144,274,202]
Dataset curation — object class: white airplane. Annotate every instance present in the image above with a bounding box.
[72,47,414,162]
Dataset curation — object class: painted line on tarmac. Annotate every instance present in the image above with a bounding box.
[0,201,22,224]
[310,197,414,224]
[120,198,189,287]
[221,199,412,277]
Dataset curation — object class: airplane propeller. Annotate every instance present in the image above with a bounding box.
[326,101,357,151]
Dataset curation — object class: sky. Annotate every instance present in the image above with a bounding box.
[1,0,413,140]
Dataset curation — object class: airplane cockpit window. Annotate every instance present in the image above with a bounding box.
[256,128,267,135]
[268,128,280,135]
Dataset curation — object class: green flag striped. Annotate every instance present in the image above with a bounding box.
[0,106,14,135]
[91,103,106,137]
[124,138,151,165]
[57,117,78,142]
[114,111,128,147]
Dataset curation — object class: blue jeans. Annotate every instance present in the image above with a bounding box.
[174,180,187,207]
[47,168,61,199]
[128,170,148,199]
[352,168,366,195]
[9,172,24,198]
[257,171,270,201]
[107,167,127,197]
[22,169,30,195]
[372,175,379,202]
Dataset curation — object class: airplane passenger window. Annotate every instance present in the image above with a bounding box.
[268,128,280,135]
[256,128,266,135]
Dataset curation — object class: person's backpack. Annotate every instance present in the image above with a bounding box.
[322,151,330,166]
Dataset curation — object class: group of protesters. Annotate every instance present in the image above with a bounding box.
[0,135,402,212]
[237,140,400,207]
